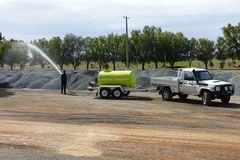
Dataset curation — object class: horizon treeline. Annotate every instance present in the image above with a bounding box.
[0,23,240,71]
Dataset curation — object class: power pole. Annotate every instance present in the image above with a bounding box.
[123,16,129,69]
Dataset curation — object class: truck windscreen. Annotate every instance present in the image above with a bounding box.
[194,71,213,81]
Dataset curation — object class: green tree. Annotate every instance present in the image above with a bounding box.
[156,32,167,67]
[160,32,186,69]
[172,33,187,69]
[95,36,109,70]
[119,34,133,67]
[83,37,92,70]
[0,33,9,68]
[155,30,168,68]
[63,34,85,70]
[31,38,49,68]
[0,32,4,42]
[131,29,153,70]
[105,33,121,70]
[222,23,240,60]
[0,43,6,67]
[143,26,161,69]
[197,38,214,69]
[85,37,108,70]
[215,37,228,70]
[186,38,199,67]
[4,41,28,70]
[48,37,65,70]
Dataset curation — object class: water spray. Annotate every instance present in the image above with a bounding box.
[21,42,76,95]
[26,43,62,75]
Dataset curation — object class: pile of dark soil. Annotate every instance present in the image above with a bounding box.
[0,69,239,95]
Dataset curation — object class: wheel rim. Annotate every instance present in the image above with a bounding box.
[101,90,108,97]
[114,90,121,97]
[163,90,169,99]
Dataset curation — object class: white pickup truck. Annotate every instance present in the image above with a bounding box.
[151,68,235,105]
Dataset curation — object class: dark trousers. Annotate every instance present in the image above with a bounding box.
[61,81,67,94]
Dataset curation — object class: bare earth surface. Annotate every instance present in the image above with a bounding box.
[0,89,240,160]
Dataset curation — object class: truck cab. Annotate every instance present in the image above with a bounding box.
[178,69,199,95]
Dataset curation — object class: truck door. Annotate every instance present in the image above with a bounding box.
[179,71,198,95]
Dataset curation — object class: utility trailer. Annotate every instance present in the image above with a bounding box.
[88,70,150,99]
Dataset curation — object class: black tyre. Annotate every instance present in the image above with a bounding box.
[178,93,188,100]
[202,91,211,105]
[162,87,173,101]
[112,88,123,99]
[99,88,110,99]
[221,96,230,104]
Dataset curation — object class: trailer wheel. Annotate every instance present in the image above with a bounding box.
[112,88,123,99]
[202,91,211,105]
[221,96,230,104]
[162,87,172,101]
[99,88,110,99]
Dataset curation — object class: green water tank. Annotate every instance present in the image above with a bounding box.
[98,70,136,88]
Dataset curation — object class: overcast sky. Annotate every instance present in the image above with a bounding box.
[0,0,239,42]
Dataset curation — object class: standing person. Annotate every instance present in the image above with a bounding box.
[61,70,68,94]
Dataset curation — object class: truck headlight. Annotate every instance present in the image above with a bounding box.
[225,86,229,91]
[229,85,233,91]
[215,86,221,91]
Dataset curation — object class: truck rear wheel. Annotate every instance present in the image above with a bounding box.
[162,88,172,101]
[202,91,211,105]
[112,88,123,99]
[99,88,110,99]
[221,96,230,104]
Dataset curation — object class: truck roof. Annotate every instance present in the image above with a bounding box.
[179,68,207,72]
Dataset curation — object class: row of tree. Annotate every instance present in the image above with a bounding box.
[0,23,240,70]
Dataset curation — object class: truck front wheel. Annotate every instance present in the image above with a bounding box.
[99,88,110,99]
[162,88,173,101]
[202,91,211,105]
[221,96,230,104]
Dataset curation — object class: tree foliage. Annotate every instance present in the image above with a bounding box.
[105,33,121,70]
[0,33,9,67]
[215,37,228,69]
[186,38,199,67]
[197,38,214,69]
[4,41,28,70]
[2,23,240,71]
[31,38,49,68]
[131,30,147,70]
[158,32,187,69]
[48,37,65,70]
[143,26,161,69]
[222,23,240,60]
[63,34,85,70]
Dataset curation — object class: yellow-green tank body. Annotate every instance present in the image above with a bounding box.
[98,70,136,88]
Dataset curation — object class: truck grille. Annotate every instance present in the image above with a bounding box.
[220,85,232,92]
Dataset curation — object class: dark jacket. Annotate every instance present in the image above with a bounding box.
[61,73,67,83]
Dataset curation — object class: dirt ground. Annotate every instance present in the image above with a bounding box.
[0,89,240,160]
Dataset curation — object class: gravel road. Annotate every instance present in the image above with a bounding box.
[0,148,102,160]
[0,89,240,160]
